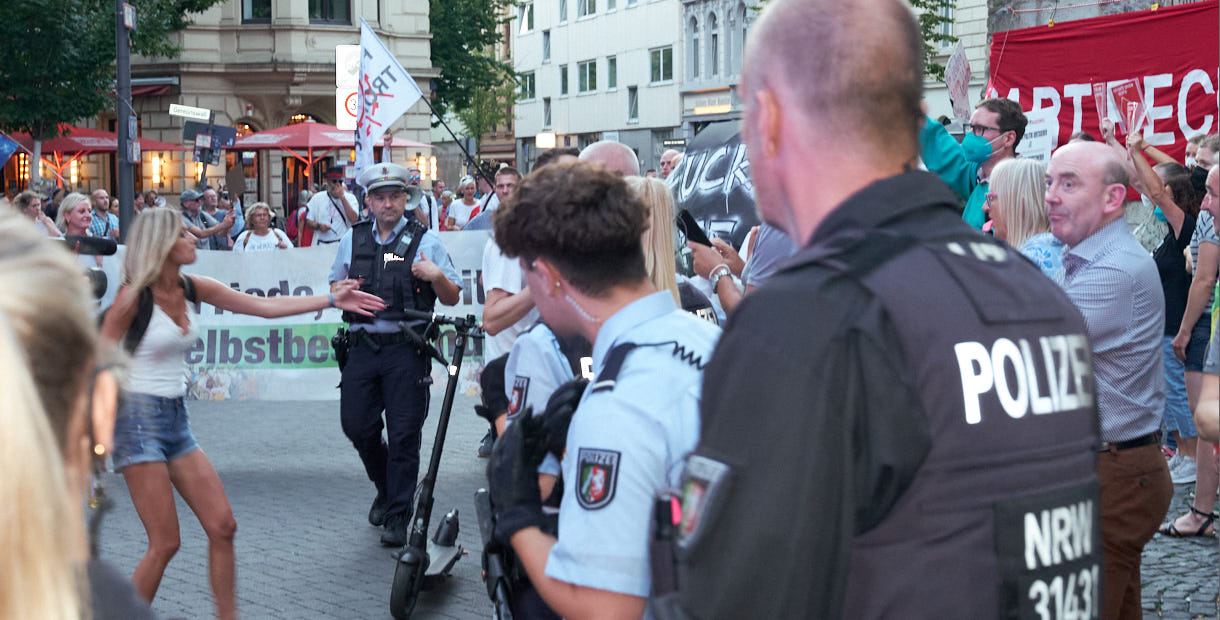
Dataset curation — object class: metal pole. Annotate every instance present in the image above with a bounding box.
[419,97,493,188]
[115,0,135,242]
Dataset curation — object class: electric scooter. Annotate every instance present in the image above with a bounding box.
[390,309,482,619]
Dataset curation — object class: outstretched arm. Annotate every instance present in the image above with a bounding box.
[195,275,385,318]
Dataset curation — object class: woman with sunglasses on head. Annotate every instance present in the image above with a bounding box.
[100,207,384,619]
[0,212,156,620]
[232,202,291,252]
[445,175,482,231]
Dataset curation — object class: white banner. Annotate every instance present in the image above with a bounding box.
[945,41,973,124]
[355,18,423,176]
[96,231,492,401]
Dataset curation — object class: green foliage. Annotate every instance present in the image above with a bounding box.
[453,67,519,154]
[429,0,517,122]
[912,0,957,81]
[0,0,220,140]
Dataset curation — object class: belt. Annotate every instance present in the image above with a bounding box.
[352,330,410,347]
[1098,431,1160,453]
[316,239,340,244]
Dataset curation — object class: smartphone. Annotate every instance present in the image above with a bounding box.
[677,210,713,247]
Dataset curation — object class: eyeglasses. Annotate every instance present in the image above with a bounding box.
[984,192,998,210]
[966,123,1003,136]
[409,174,421,181]
[328,179,345,184]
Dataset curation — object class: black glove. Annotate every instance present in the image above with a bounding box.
[526,377,588,464]
[486,420,547,545]
[476,354,511,424]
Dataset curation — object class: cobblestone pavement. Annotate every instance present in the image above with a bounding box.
[97,393,1218,619]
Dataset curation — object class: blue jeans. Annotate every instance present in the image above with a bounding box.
[112,393,200,470]
[1162,336,1196,441]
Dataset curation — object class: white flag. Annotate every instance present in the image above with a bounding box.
[355,18,423,180]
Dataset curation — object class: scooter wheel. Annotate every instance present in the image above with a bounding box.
[391,549,427,619]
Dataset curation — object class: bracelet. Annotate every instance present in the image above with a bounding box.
[709,264,732,293]
[328,292,335,308]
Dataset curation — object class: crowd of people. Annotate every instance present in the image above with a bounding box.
[1,0,1217,617]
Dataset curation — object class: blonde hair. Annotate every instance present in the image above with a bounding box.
[244,201,272,222]
[55,192,89,234]
[0,212,93,620]
[626,176,680,305]
[989,158,1050,249]
[123,206,182,292]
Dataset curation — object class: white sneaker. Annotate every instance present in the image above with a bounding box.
[1171,455,1197,484]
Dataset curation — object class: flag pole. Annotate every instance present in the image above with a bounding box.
[420,95,495,189]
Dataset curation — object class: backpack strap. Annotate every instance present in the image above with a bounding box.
[122,275,197,354]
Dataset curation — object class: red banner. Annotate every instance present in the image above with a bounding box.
[988,1,1218,162]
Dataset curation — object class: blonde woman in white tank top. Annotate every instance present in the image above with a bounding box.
[100,207,384,620]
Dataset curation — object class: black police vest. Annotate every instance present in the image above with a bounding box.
[812,231,1102,619]
[342,219,437,324]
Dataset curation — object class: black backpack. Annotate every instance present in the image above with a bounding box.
[111,274,198,354]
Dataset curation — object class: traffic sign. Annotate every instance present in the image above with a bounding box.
[169,104,212,122]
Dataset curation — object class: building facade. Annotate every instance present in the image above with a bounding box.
[123,0,437,214]
[511,0,684,173]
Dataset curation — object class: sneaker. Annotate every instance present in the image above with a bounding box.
[1171,455,1197,485]
[1162,445,1177,459]
[477,430,494,458]
[380,512,411,547]
[368,493,388,527]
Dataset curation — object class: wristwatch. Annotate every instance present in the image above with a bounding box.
[709,264,732,294]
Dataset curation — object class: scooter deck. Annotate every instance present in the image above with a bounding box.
[424,540,463,578]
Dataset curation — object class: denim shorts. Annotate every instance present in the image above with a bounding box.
[1184,315,1213,372]
[112,392,200,471]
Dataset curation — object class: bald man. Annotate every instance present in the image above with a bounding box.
[657,0,1101,617]
[659,149,683,179]
[1047,141,1171,620]
[578,140,640,176]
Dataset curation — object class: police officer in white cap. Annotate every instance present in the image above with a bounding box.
[329,162,464,546]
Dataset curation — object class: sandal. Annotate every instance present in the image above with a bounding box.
[1158,506,1217,537]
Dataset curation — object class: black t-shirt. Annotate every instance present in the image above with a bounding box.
[1154,214,1196,335]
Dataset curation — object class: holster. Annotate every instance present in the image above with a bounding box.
[331,327,351,371]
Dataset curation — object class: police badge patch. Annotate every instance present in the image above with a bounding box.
[509,376,530,417]
[576,448,620,510]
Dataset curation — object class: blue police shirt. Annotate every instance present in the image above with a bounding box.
[504,323,587,477]
[329,216,462,333]
[546,292,720,599]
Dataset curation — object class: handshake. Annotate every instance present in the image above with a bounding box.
[485,377,589,544]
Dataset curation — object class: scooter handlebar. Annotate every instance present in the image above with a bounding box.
[400,309,482,332]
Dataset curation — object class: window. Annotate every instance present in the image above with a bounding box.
[688,17,700,79]
[938,4,954,48]
[578,61,597,93]
[560,65,569,95]
[708,13,719,77]
[543,98,552,128]
[607,56,617,89]
[308,0,349,23]
[559,0,568,21]
[627,86,639,121]
[578,0,596,17]
[650,46,673,83]
[520,72,536,100]
[242,0,270,22]
[627,0,637,5]
[607,0,616,9]
[542,30,551,61]
[519,3,534,34]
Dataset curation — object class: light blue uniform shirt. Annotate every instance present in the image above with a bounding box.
[328,216,462,333]
[504,323,584,477]
[546,292,720,600]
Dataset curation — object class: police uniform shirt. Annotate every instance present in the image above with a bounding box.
[667,171,1100,620]
[307,189,359,243]
[483,238,540,361]
[503,323,574,477]
[547,292,720,599]
[328,216,462,332]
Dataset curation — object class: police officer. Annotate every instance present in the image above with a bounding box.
[655,0,1101,618]
[485,162,720,618]
[330,162,463,546]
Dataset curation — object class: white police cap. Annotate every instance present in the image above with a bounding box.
[358,162,411,193]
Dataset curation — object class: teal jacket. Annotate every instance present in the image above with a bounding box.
[919,116,987,230]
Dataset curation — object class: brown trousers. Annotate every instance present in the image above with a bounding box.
[1098,442,1173,620]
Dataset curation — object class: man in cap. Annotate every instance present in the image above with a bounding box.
[329,162,463,546]
[307,166,361,244]
[180,188,235,250]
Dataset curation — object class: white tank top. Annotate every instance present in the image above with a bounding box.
[125,304,198,398]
